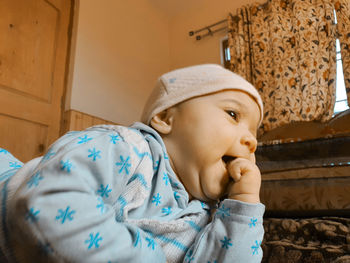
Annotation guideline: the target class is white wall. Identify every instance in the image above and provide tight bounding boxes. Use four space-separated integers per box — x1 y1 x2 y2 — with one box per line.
67 0 261 125
168 0 260 70
68 0 170 125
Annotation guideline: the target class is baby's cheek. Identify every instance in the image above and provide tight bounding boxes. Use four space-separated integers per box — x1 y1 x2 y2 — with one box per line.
201 164 230 199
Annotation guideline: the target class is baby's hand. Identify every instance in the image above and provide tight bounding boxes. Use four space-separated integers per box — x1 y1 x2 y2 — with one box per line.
226 157 261 204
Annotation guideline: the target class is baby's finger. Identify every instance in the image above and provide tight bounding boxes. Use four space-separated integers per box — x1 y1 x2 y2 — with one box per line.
226 158 246 182
227 157 259 181
249 153 256 163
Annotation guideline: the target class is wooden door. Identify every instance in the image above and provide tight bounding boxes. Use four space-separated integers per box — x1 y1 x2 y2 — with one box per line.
0 0 73 162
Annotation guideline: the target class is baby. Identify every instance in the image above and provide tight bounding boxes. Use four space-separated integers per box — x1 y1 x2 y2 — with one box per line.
0 64 265 262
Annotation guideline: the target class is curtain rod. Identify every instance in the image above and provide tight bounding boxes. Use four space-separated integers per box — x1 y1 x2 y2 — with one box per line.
188 13 235 41
189 2 269 41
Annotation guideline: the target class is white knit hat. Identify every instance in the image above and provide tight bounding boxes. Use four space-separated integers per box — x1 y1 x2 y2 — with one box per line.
141 64 263 125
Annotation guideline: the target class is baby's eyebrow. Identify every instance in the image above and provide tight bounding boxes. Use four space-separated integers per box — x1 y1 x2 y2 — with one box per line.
220 98 244 108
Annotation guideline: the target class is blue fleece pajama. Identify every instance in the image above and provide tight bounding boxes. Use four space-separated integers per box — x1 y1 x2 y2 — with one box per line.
0 122 264 262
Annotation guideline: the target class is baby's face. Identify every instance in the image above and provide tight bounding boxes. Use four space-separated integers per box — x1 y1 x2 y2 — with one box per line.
159 90 260 202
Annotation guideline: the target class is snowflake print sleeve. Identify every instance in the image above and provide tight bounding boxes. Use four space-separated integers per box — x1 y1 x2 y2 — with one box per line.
5 126 166 263
183 199 265 263
0 148 23 182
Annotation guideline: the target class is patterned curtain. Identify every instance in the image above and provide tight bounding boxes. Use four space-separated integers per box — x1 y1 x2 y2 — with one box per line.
228 0 338 134
334 0 350 107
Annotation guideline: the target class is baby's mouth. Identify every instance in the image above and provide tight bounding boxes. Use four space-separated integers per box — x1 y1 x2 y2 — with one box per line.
222 155 236 165
220 156 236 201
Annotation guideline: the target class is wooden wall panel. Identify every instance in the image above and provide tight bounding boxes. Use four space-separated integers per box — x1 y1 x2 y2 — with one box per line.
261 166 350 212
61 109 117 134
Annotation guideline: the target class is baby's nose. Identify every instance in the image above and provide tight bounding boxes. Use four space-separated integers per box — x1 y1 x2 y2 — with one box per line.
240 134 257 153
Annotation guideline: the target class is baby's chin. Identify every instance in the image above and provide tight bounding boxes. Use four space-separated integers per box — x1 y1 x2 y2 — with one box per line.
187 169 228 202
200 177 229 202
188 189 218 202
200 186 226 202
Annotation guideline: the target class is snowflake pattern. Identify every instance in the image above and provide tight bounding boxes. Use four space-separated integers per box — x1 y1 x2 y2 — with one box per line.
220 236 233 249
162 172 170 186
109 133 121 144
25 207 40 223
251 240 261 255
174 191 180 200
161 206 172 216
153 160 160 171
77 135 93 144
116 155 131 175
8 126 264 259
88 148 101 161
27 172 43 188
152 193 161 206
249 217 258 228
55 206 76 224
133 230 141 247
85 232 103 250
60 159 74 173
97 184 112 198
9 161 22 169
96 197 107 214
146 236 156 250
42 149 55 161
217 205 230 219
0 148 9 154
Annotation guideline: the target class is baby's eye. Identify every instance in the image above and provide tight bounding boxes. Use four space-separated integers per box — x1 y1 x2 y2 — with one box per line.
226 110 238 121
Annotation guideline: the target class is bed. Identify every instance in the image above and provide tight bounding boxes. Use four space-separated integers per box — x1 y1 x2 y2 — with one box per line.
256 134 350 262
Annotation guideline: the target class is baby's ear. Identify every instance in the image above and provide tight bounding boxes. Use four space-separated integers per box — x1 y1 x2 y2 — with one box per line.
150 109 174 134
